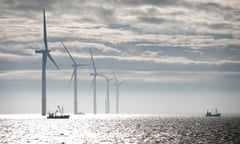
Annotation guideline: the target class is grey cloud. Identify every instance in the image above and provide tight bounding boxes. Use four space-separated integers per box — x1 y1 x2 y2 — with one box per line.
195 2 234 13
113 0 182 7
181 1 240 22
207 23 233 30
1 0 54 11
0 0 240 73
138 17 174 24
108 24 141 33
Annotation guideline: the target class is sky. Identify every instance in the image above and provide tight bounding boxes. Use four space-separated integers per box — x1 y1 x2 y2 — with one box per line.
0 0 240 115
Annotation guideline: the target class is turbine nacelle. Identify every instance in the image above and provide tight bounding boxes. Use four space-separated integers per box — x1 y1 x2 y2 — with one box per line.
113 80 125 86
113 74 125 85
35 49 51 54
99 73 113 82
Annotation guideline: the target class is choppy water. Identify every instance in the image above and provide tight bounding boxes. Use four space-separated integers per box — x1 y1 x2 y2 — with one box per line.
1 114 240 144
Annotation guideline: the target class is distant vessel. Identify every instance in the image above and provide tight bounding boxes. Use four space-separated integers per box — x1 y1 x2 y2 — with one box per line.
76 112 85 115
206 108 221 117
47 106 70 119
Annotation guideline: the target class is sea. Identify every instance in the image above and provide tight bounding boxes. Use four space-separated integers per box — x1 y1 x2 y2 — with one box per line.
0 114 240 144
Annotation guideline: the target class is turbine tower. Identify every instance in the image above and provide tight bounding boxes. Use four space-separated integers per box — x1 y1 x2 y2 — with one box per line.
113 74 125 114
60 40 89 114
35 9 60 116
100 74 112 114
90 50 99 114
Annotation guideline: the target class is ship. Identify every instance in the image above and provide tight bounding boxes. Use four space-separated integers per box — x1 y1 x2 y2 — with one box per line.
76 112 85 115
47 106 70 119
206 108 221 117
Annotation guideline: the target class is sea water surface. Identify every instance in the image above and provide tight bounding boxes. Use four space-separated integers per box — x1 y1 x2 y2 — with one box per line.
1 114 240 143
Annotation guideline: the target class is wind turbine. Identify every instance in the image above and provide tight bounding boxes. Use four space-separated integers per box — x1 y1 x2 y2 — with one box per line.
89 50 99 114
113 74 125 114
99 73 112 114
60 40 89 114
35 9 60 116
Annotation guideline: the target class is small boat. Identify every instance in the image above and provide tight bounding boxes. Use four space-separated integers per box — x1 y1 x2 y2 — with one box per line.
206 108 221 117
47 106 70 119
76 112 85 115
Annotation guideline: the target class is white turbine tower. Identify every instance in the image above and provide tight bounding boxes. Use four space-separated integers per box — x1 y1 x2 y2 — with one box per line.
60 40 89 114
90 50 99 114
35 9 60 116
100 74 112 114
113 74 125 114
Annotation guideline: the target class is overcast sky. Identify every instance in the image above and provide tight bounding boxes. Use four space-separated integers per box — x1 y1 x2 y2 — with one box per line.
0 0 240 115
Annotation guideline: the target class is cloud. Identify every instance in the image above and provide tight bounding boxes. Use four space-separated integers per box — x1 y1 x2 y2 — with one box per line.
0 69 79 81
115 0 183 7
59 41 121 54
1 69 240 85
0 0 239 73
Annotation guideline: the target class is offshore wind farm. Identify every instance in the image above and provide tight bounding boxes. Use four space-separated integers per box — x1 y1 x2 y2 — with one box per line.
34 9 126 116
1 0 240 143
1 1 240 116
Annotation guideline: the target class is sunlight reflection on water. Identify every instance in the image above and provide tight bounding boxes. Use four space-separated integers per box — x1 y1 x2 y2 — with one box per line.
0 114 240 143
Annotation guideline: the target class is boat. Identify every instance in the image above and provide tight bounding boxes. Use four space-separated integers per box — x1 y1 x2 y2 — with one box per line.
47 106 70 119
76 112 85 115
206 108 221 117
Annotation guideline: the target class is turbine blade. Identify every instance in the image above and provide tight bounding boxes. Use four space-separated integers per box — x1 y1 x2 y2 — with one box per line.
47 53 60 70
113 73 118 83
43 9 48 50
98 72 104 77
89 50 97 73
68 70 75 88
89 75 96 92
119 80 126 85
60 40 77 65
